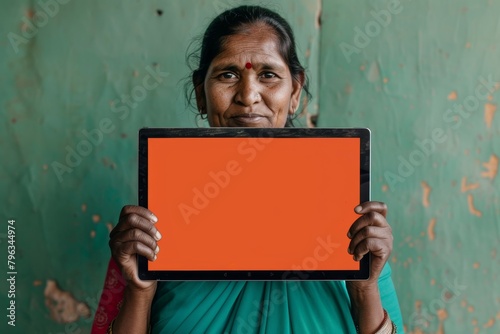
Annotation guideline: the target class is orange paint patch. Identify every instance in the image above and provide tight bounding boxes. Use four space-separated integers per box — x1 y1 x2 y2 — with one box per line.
461 300 467 307
483 318 495 328
472 318 478 325
461 177 479 192
467 194 482 217
488 95 493 101
383 77 389 84
448 91 458 100
465 42 471 48
382 184 388 192
481 154 499 180
33 280 43 286
421 181 431 207
428 218 436 240
26 8 35 18
81 204 87 212
437 309 448 320
44 280 91 323
496 311 500 319
92 214 100 223
473 262 480 269
484 103 497 128
90 230 96 238
415 300 422 311
468 305 475 312
430 278 436 285
360 65 366 71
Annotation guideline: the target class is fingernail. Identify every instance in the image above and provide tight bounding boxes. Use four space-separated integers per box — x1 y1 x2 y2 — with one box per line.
153 255 157 261
151 214 158 223
347 247 352 254
354 206 362 213
155 245 160 254
347 232 352 238
155 231 162 240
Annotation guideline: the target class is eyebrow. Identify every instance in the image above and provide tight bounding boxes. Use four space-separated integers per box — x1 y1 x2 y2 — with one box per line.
211 62 287 73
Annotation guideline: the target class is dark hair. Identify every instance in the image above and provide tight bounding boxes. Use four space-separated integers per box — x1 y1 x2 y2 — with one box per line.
185 5 312 127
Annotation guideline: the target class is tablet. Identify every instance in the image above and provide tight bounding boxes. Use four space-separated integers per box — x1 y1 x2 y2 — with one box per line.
138 128 370 280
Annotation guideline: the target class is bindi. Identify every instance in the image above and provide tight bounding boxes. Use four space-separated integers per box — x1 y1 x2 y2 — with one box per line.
245 62 252 69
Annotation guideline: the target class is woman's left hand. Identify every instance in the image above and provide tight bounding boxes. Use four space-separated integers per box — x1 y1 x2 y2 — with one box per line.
347 201 393 287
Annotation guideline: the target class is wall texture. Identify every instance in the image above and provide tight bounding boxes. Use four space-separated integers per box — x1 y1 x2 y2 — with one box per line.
0 0 498 333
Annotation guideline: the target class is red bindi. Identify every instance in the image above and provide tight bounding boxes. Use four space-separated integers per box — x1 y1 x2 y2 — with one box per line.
245 62 252 69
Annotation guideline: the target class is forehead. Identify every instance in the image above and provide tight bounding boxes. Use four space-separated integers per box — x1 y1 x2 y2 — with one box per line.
211 24 285 66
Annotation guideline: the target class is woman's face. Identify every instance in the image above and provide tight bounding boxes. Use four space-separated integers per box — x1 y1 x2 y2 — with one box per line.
196 24 304 128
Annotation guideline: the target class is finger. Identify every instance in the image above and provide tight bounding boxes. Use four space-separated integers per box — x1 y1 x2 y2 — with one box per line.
351 237 392 262
111 212 161 241
120 205 158 223
111 238 159 262
354 201 388 217
112 228 159 255
348 211 389 239
348 225 392 256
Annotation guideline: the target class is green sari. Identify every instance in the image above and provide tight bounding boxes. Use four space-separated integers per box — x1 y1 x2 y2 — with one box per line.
151 264 403 333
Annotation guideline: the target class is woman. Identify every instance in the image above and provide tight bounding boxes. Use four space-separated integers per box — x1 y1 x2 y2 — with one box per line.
95 5 403 334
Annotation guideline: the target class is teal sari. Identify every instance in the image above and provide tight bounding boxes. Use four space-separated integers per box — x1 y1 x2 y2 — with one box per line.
151 264 403 333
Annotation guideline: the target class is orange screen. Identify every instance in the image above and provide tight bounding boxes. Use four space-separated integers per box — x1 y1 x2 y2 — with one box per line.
148 137 360 271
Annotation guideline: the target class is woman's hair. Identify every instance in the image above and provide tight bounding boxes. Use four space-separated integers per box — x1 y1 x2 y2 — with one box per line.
185 5 311 127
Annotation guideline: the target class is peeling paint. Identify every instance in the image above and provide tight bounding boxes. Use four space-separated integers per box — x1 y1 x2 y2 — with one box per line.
481 154 499 180
484 103 497 128
421 181 431 208
44 280 90 323
427 218 436 240
467 194 482 217
448 91 458 100
461 177 479 192
483 318 495 328
92 214 101 223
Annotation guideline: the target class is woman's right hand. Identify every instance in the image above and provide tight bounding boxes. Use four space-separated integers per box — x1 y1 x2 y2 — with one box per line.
109 205 161 292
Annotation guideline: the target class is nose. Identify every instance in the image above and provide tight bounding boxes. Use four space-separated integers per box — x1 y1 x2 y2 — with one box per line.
234 76 261 107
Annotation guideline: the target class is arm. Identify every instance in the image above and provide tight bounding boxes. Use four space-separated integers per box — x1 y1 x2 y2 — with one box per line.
346 202 395 333
111 285 156 333
108 205 162 334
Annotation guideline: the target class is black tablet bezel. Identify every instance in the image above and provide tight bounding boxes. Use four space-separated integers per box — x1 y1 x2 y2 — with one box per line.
138 127 370 281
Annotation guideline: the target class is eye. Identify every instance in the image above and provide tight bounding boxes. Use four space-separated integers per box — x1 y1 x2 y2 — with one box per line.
260 72 278 80
218 72 237 80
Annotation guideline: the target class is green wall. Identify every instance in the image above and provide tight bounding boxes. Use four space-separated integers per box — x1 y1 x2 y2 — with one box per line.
1 0 498 333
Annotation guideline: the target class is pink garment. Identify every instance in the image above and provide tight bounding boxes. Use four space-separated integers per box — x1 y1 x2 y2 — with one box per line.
91 258 126 333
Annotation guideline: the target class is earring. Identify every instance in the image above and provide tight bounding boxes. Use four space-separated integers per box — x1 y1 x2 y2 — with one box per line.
199 108 207 120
